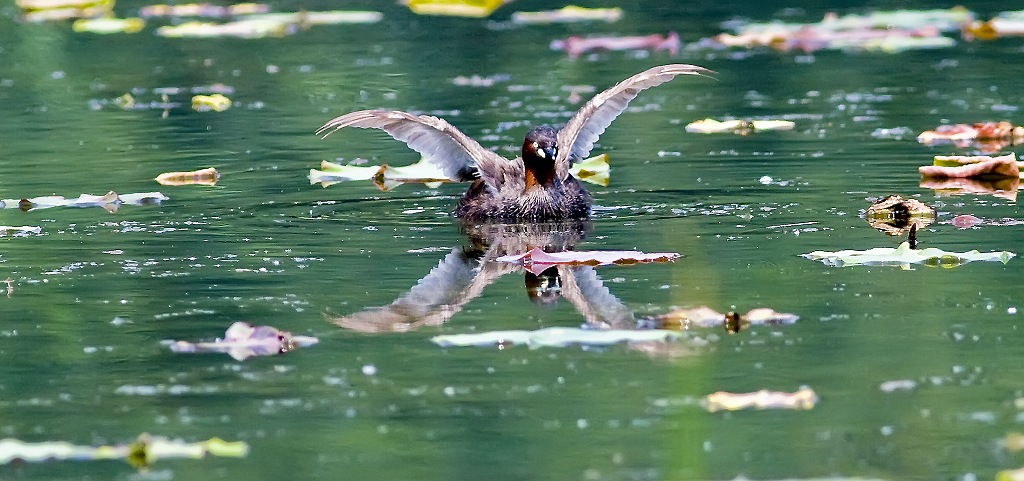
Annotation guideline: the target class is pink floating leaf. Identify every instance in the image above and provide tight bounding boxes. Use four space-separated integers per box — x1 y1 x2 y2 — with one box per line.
919 157 1019 179
496 247 679 274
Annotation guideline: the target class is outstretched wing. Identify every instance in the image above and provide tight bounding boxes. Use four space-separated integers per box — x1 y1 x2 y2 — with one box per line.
555 64 713 179
317 109 511 185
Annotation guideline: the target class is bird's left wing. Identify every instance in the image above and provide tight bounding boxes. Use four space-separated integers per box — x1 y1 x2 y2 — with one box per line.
317 109 507 183
555 64 713 179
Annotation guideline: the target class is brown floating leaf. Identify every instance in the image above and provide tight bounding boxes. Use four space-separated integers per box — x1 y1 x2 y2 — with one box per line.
155 167 220 186
864 194 935 236
917 121 1024 152
653 306 798 332
704 387 817 412
919 156 1020 179
496 247 679 275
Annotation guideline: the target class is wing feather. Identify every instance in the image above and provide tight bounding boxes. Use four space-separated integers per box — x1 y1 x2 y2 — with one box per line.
555 64 713 179
317 109 512 186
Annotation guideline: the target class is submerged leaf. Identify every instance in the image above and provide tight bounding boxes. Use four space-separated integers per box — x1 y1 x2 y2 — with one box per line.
431 327 681 348
802 241 1015 267
685 118 795 134
72 17 145 34
704 387 817 412
168 321 318 360
192 93 231 112
496 247 679 275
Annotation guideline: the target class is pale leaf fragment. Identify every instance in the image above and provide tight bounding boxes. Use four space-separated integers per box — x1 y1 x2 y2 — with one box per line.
431 327 681 348
705 387 818 412
685 118 795 134
167 321 318 361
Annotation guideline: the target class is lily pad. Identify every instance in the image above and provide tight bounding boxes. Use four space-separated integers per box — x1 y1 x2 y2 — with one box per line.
802 241 1015 267
431 327 681 348
921 153 1022 179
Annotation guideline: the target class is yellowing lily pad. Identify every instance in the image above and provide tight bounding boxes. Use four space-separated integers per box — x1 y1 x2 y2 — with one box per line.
72 17 145 34
402 0 508 18
802 241 1015 268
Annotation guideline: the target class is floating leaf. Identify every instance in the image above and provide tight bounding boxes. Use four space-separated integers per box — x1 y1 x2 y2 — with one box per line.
652 306 798 332
139 3 271 18
864 194 935 236
167 321 319 361
0 226 42 236
309 154 610 189
496 247 679 275
1 191 167 213
708 8 969 53
156 167 220 186
917 121 1024 152
72 17 145 33
431 327 681 348
511 6 622 24
402 0 509 18
920 153 1022 179
704 387 817 412
17 0 113 21
0 434 247 466
243 11 383 25
192 93 231 112
550 32 679 59
685 118 795 135
802 241 1015 268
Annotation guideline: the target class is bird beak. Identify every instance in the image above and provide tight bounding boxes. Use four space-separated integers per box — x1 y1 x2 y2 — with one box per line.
541 146 557 161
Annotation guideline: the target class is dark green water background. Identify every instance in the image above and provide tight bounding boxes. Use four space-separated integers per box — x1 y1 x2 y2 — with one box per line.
1 1 1022 480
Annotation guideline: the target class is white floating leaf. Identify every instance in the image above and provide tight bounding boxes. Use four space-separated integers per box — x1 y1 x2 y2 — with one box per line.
802 241 1015 267
432 327 681 348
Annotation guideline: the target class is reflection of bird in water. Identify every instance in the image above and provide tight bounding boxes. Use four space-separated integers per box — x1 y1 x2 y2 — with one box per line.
317 64 712 221
328 221 635 333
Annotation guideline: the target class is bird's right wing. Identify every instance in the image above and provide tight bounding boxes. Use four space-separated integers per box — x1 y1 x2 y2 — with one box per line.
317 109 511 186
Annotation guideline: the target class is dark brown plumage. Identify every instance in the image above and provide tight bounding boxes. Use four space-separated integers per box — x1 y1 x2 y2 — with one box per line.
317 64 712 221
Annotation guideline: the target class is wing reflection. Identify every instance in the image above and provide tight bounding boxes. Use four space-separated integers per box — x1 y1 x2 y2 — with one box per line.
328 220 634 332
